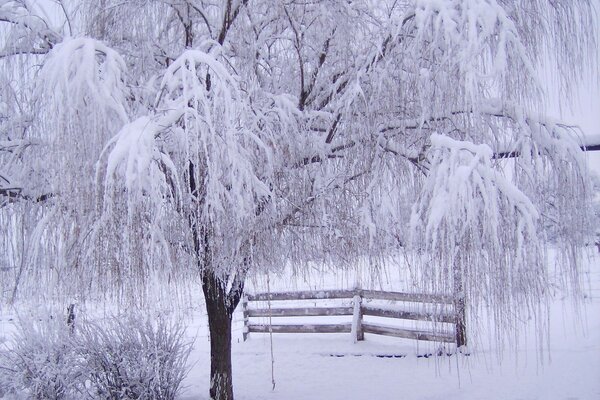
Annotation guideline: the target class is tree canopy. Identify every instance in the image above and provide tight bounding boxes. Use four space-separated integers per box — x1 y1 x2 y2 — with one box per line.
0 1 597 399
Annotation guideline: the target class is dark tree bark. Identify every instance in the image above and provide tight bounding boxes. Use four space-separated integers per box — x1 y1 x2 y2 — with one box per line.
202 267 245 400
203 269 233 400
182 1 251 395
189 158 242 400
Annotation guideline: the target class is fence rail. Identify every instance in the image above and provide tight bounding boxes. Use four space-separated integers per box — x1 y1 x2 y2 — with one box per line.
242 289 466 346
247 306 354 318
248 323 352 334
361 305 455 324
247 289 453 304
362 323 454 343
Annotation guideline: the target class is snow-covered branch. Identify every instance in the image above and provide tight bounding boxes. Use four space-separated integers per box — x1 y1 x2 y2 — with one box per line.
410 133 545 334
0 0 62 57
0 5 596 393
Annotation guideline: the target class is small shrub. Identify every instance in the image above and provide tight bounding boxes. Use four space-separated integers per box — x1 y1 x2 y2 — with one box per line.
0 318 81 400
74 316 192 400
0 314 192 400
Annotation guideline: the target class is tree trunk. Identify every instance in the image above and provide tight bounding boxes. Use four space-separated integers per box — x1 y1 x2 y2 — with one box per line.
203 270 235 400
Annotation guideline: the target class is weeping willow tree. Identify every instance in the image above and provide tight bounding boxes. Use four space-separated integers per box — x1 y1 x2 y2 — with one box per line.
0 1 597 399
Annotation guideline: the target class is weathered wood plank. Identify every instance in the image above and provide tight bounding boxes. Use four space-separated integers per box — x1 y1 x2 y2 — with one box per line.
362 306 455 323
247 290 356 301
247 307 353 317
360 290 453 304
247 323 352 334
362 323 454 343
248 289 453 304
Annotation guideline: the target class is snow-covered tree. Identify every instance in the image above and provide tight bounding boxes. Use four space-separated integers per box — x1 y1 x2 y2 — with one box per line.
1 1 597 399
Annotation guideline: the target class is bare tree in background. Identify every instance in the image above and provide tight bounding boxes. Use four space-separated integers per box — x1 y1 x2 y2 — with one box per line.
0 1 597 399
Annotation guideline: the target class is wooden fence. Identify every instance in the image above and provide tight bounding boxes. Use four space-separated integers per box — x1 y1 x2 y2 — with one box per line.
242 289 466 346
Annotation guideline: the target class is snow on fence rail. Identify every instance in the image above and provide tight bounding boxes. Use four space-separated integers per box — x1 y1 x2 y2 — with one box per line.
242 289 466 346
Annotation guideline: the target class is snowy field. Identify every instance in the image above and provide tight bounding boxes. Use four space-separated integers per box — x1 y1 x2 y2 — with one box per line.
0 250 598 400
181 251 600 400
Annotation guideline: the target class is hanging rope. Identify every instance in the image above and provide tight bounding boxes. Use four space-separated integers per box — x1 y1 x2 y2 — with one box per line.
267 272 276 390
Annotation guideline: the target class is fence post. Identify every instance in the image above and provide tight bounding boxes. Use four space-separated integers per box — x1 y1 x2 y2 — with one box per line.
351 293 364 342
242 295 249 342
453 267 467 349
454 297 466 348
66 303 76 334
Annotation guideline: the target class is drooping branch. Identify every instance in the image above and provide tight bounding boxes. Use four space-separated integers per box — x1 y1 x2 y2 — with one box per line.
0 3 62 55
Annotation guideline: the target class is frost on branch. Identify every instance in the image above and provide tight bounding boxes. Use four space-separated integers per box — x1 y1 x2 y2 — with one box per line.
36 37 128 202
412 0 535 110
506 106 592 293
96 47 281 293
155 48 275 230
472 99 593 268
410 134 546 342
39 37 128 124
411 0 596 114
3 37 130 302
0 1 61 58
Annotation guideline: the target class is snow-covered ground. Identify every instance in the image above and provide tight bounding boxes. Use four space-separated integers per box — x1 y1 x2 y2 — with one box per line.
181 251 600 400
0 251 598 399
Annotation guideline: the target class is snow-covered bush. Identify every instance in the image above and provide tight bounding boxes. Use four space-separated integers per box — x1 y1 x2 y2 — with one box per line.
0 318 81 400
0 315 192 400
74 316 192 400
